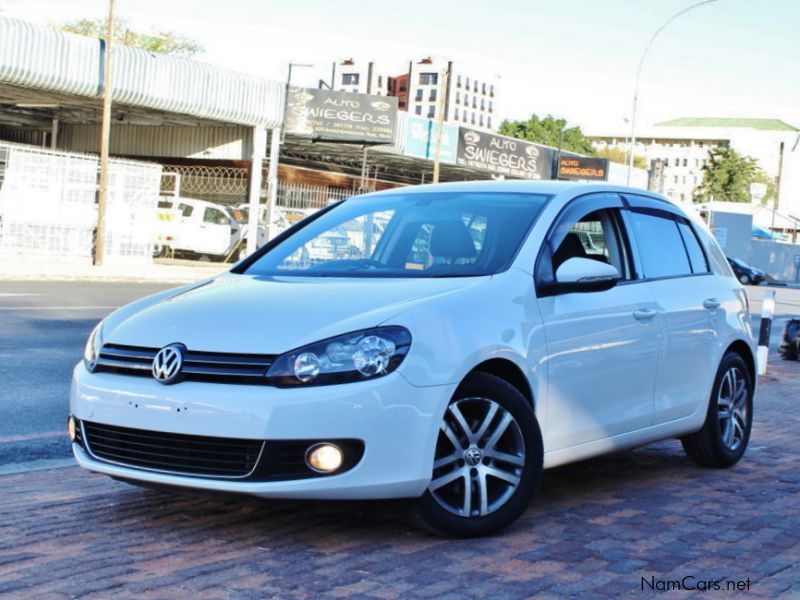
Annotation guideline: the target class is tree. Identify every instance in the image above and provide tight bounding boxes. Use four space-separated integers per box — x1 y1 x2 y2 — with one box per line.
59 18 203 58
498 114 596 155
693 147 775 204
595 146 647 170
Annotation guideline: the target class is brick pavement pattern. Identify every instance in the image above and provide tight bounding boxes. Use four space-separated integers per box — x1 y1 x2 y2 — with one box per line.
1 356 798 599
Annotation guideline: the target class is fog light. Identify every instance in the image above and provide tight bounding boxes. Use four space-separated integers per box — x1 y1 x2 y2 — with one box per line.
67 416 76 442
305 443 344 473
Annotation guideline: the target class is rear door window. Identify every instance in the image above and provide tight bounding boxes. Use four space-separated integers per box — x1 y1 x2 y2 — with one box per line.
628 210 691 279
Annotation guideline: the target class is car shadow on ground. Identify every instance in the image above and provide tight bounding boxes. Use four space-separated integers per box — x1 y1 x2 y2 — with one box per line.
87 439 702 542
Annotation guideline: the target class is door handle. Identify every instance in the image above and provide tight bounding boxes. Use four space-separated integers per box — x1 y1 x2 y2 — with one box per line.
633 308 657 321
703 298 721 310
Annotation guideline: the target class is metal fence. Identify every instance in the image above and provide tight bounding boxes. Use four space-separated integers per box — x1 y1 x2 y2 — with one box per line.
0 142 161 262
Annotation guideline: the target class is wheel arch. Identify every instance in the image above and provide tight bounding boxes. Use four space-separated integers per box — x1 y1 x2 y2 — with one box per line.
726 339 756 383
461 358 534 408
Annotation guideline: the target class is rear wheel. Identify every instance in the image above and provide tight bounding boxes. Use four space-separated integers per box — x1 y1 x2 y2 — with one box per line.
739 274 751 285
681 352 753 468
418 372 542 537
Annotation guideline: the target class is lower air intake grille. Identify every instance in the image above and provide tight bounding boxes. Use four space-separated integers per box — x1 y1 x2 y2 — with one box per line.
82 421 264 478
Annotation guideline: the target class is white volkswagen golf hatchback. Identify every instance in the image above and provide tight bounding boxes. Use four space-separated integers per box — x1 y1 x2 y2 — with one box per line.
70 181 756 537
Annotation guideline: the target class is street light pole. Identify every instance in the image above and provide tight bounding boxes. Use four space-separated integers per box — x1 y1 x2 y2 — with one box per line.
93 0 116 266
626 0 719 185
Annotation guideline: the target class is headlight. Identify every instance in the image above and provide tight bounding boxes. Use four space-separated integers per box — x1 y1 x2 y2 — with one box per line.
266 326 411 387
83 321 104 372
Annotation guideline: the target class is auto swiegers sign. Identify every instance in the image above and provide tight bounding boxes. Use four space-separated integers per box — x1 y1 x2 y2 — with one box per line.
456 128 553 179
556 156 609 181
284 88 398 144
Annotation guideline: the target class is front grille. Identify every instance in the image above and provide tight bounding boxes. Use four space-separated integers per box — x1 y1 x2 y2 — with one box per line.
94 344 276 384
82 421 264 478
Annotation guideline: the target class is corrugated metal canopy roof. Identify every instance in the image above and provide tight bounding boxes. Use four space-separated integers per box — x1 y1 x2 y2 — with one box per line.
0 16 283 127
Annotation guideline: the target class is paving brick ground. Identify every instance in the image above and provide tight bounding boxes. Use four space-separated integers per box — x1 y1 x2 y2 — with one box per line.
1 354 798 599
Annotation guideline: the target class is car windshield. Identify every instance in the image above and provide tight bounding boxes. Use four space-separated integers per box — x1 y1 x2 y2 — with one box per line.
242 191 551 278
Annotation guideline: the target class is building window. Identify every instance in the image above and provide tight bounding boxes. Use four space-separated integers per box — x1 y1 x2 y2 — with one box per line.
487 116 492 129
489 100 493 113
482 82 486 95
490 84 494 97
457 74 462 87
481 99 485 110
683 158 688 167
472 97 477 108
377 75 383 88
399 101 406 108
428 107 435 118
415 106 422 115
419 72 438 85
471 114 476 125
342 73 359 85
673 175 679 184
429 88 437 102
456 92 461 104
464 93 469 105
415 89 423 101
466 77 470 88
454 108 459 120
479 115 484 127
674 158 680 167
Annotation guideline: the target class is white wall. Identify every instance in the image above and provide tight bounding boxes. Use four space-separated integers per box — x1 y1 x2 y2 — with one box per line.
606 161 648 189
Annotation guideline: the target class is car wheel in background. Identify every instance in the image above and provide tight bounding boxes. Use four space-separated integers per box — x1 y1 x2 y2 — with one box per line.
739 274 751 285
681 352 753 468
418 372 543 537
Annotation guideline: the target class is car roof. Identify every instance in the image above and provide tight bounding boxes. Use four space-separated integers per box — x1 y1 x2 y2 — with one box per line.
353 180 687 215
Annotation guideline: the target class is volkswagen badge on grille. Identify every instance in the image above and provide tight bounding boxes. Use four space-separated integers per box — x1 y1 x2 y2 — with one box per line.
152 343 185 384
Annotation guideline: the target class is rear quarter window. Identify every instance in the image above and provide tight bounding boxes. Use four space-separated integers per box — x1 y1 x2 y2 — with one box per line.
694 223 735 277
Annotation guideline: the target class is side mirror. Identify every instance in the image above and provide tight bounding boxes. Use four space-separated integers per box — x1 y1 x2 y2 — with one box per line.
552 257 620 294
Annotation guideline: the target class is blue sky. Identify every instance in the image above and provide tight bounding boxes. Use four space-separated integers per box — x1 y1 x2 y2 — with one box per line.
3 0 799 132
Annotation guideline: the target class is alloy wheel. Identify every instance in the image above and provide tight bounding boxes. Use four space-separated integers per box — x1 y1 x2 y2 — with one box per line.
428 397 526 518
717 366 749 451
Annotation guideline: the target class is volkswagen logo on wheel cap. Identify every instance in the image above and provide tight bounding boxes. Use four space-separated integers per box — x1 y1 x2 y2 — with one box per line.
152 343 185 384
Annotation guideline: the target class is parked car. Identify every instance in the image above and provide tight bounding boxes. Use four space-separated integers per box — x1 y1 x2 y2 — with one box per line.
155 197 261 261
727 257 766 285
71 181 756 537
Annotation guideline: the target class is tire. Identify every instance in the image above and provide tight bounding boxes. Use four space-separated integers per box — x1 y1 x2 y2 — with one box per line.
152 243 168 258
681 352 753 468
739 274 751 285
417 372 543 537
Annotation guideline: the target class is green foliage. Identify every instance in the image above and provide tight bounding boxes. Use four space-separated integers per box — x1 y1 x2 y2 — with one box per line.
59 18 203 58
595 146 647 170
693 147 775 204
498 114 596 155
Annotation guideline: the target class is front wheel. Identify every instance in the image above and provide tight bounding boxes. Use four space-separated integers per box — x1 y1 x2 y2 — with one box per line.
681 352 753 468
739 274 751 285
417 373 543 537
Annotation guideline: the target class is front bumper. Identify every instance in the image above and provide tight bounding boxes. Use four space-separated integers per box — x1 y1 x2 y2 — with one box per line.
70 363 455 499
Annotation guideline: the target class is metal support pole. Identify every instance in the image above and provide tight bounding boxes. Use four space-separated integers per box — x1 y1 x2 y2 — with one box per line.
264 127 281 243
246 125 267 256
432 67 449 184
93 0 116 266
50 115 59 150
360 146 368 190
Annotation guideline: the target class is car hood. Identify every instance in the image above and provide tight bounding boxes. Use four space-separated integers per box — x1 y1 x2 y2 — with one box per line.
104 273 488 353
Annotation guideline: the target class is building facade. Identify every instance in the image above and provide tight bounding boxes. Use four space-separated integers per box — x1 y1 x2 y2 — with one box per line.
329 56 500 132
334 58 391 96
588 118 800 211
